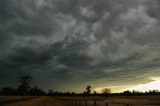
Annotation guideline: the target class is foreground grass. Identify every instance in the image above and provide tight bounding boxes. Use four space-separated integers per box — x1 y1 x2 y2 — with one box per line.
1 96 160 106
0 96 63 106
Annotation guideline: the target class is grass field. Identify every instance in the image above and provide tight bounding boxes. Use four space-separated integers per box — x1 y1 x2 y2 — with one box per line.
0 96 160 106
0 96 62 106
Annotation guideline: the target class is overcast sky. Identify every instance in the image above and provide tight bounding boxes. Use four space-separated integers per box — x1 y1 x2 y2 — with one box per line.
0 0 160 92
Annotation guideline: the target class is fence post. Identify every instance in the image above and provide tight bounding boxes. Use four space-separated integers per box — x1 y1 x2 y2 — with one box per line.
79 100 81 106
75 100 77 106
105 102 108 106
67 100 69 106
93 99 96 106
71 100 73 106
85 99 87 106
105 99 108 106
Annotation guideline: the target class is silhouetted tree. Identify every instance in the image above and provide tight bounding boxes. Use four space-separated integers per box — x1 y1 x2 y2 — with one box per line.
17 75 32 96
102 88 111 94
123 90 132 96
28 86 46 96
93 91 97 95
148 90 159 95
86 85 91 95
48 89 54 96
71 92 75 96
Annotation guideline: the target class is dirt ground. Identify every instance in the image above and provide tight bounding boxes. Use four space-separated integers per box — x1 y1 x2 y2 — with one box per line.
0 96 160 106
0 96 63 106
59 96 160 106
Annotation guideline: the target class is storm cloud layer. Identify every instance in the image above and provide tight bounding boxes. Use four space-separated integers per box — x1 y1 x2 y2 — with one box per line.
1 0 160 92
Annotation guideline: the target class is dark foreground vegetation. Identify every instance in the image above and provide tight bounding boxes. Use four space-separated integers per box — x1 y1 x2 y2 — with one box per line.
1 75 160 96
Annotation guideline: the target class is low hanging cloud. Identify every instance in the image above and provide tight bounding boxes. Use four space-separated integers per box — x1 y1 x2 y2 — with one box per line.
0 0 160 91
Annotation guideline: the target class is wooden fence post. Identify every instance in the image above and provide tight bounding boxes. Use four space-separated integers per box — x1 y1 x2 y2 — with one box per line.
71 100 73 106
75 100 77 106
85 99 87 106
105 99 108 106
79 100 81 106
93 99 96 106
105 102 108 106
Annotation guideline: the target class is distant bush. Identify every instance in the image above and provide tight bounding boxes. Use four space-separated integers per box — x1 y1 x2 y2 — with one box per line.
0 87 17 95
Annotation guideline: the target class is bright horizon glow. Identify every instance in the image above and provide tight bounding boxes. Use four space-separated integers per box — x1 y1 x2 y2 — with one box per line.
121 80 160 92
119 77 160 92
94 77 160 93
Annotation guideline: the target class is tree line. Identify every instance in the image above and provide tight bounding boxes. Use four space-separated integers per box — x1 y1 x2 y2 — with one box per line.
0 75 160 96
0 75 46 96
0 75 93 96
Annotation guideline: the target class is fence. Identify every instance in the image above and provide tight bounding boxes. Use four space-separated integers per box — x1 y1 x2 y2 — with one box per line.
60 97 160 106
61 98 103 106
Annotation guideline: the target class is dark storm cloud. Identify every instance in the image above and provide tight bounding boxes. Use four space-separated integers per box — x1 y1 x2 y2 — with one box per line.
1 0 160 91
54 37 92 67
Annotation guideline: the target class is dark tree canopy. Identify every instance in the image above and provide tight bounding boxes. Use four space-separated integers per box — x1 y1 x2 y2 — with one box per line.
17 75 32 96
86 85 91 95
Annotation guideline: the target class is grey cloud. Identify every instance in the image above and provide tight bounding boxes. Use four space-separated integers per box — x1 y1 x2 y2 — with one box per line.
1 0 160 91
55 37 92 68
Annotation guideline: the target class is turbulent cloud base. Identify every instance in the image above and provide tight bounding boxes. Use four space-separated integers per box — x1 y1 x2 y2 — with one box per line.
0 0 160 92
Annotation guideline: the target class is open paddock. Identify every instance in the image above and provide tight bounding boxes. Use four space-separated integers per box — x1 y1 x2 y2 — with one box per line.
58 96 160 106
0 96 160 106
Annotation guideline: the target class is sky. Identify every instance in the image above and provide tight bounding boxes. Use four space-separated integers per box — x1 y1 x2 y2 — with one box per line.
0 0 160 93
